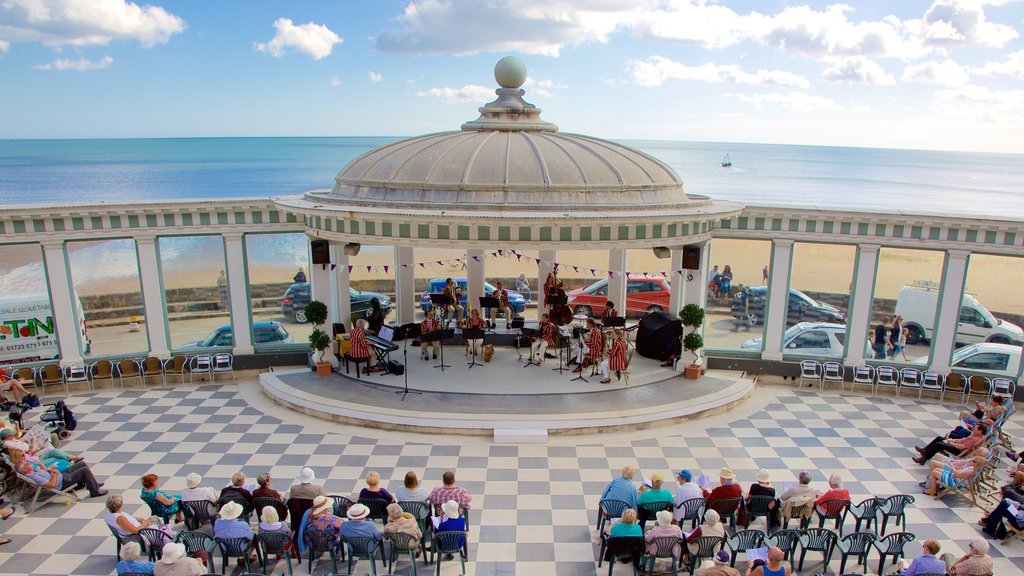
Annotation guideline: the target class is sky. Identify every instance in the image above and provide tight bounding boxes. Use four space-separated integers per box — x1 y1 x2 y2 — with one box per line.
1 0 1024 153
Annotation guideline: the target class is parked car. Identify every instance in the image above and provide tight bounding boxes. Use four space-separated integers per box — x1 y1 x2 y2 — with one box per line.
565 278 671 317
731 286 846 328
894 283 1023 345
914 342 1021 379
282 282 392 323
419 278 527 314
179 321 293 349
741 322 853 357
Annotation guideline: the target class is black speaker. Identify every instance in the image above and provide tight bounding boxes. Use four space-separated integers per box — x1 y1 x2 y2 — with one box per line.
636 310 683 361
311 239 330 265
682 244 701 270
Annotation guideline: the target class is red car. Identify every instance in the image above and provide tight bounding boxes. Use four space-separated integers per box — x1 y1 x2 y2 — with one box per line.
565 278 672 317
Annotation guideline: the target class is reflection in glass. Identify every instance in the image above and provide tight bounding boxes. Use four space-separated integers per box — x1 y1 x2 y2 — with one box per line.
66 239 148 357
962 253 1024 379
246 233 311 347
869 248 944 365
159 236 231 350
782 243 855 360
704 239 772 351
0 244 60 365
348 246 396 326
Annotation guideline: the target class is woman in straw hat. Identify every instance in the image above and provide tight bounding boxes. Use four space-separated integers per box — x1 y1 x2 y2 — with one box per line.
300 495 342 553
213 501 255 564
153 542 207 576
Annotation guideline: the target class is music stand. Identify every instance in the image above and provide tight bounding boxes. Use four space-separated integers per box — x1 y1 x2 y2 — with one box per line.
463 327 485 369
569 326 589 383
425 328 454 370
430 293 452 326
478 296 500 333
395 323 421 400
520 327 540 367
551 328 568 375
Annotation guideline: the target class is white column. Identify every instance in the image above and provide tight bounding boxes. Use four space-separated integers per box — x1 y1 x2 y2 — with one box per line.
333 251 351 328
844 244 880 367
40 240 84 365
668 248 685 314
395 246 415 325
467 249 485 316
223 233 253 355
537 249 555 322
681 241 710 311
761 239 794 361
608 248 627 315
310 239 331 315
930 250 971 372
135 236 169 359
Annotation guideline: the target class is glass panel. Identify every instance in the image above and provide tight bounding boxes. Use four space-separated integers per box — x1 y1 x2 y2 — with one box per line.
160 236 232 350
868 247 944 365
704 239 772 351
624 248 670 317
347 245 397 328
482 248 536 321
246 233 310 348
67 239 148 357
783 242 855 360
0 244 60 365
963 253 1023 379
415 248 466 324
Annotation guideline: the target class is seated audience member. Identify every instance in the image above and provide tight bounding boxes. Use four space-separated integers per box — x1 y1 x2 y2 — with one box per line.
105 494 160 538
941 538 993 575
637 473 674 524
180 473 217 503
688 509 725 554
606 508 641 538
814 473 850 514
437 499 468 553
747 469 779 528
914 423 987 464
213 501 255 563
219 472 253 505
288 467 326 500
153 542 207 576
644 509 682 556
601 465 639 510
980 496 1024 539
382 503 422 551
896 539 946 575
2 428 82 472
252 472 287 520
140 473 184 524
428 471 472 510
116 541 154 575
393 470 430 502
302 495 343 552
674 469 704 523
947 417 992 440
698 549 741 576
257 506 295 555
0 368 30 403
778 471 816 523
12 449 107 498
922 450 989 496
746 547 791 576
960 394 1008 423
340 503 382 544
704 467 742 508
359 470 396 503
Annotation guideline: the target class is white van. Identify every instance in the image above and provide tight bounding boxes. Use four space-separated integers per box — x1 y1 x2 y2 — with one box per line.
894 283 1023 346
0 292 90 365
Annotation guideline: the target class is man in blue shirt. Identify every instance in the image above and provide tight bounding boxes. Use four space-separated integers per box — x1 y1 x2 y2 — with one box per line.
340 503 382 557
600 465 638 510
899 539 947 575
16 455 106 497
213 501 253 540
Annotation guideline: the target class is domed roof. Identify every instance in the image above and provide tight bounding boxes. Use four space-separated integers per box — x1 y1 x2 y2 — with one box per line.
309 57 697 214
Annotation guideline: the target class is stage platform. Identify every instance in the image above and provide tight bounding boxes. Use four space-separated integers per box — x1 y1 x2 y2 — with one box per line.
259 348 755 441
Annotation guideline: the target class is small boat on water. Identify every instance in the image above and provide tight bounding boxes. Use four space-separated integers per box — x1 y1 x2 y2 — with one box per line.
721 154 732 168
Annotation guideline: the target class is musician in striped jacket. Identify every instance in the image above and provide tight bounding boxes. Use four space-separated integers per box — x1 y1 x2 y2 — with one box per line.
599 329 628 384
420 310 441 360
349 319 371 373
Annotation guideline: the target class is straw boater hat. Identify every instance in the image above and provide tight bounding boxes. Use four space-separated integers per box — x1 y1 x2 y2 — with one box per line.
347 503 370 520
719 467 736 480
298 467 315 484
185 473 202 489
219 501 243 521
442 500 461 520
311 495 332 515
160 542 186 564
756 469 771 483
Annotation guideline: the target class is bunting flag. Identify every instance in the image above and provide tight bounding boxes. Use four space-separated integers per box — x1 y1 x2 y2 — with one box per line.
498 250 503 255
515 254 522 261
330 264 336 271
535 258 541 265
347 265 353 273
590 268 596 276
383 265 389 274
472 255 480 262
608 271 614 278
572 266 579 273
419 263 426 268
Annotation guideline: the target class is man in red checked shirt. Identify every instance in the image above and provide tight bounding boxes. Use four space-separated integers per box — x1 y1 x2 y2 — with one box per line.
427 471 472 511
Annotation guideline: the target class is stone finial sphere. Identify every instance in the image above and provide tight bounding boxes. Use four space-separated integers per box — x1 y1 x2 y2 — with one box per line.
494 56 527 89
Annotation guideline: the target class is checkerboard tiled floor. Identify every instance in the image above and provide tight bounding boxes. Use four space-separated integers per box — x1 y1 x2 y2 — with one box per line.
1 378 1021 575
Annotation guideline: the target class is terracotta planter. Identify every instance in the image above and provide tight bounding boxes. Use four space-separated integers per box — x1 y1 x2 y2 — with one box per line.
684 364 702 380
315 362 332 377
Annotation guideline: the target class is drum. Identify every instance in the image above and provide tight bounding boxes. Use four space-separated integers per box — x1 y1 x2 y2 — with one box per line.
483 344 494 362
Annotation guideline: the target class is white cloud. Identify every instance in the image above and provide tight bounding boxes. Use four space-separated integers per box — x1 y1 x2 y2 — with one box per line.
417 84 495 104
523 77 567 98
902 59 969 85
934 85 1024 121
329 76 342 87
920 0 1018 47
0 0 185 47
628 56 810 88
368 71 382 82
971 49 1024 78
730 91 844 112
821 56 896 85
630 1 751 49
0 40 9 53
254 18 341 60
851 104 872 113
34 55 113 71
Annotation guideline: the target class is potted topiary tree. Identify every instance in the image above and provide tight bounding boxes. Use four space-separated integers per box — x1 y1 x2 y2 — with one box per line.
304 300 332 376
679 303 705 379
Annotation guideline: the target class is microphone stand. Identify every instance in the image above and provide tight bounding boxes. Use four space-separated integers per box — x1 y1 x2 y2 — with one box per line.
521 327 540 367
395 323 421 400
464 327 485 369
569 327 589 383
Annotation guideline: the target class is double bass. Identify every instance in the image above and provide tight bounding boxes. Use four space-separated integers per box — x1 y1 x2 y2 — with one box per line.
547 281 573 326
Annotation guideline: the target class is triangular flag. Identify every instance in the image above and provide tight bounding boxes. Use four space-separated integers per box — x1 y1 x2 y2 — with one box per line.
516 254 522 261
590 268 596 276
383 265 389 274
498 250 503 255
572 266 579 273
330 264 336 271
418 262 425 268
608 271 614 278
661 272 667 277
347 265 353 273
436 261 443 266
491 252 498 258
535 258 541 265
472 255 480 262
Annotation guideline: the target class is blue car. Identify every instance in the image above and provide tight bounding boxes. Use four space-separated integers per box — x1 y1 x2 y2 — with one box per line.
419 278 526 314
